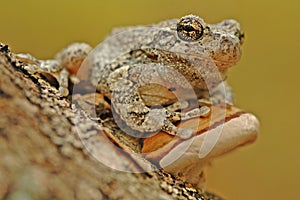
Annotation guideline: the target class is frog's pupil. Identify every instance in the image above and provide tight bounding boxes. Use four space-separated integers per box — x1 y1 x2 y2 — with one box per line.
184 25 195 32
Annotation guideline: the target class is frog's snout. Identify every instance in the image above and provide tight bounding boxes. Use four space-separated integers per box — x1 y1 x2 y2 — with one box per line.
218 19 244 44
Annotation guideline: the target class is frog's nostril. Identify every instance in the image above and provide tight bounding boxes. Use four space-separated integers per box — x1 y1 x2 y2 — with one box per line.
237 31 245 44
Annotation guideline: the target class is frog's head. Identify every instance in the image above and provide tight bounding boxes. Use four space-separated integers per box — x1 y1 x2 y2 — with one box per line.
175 15 244 71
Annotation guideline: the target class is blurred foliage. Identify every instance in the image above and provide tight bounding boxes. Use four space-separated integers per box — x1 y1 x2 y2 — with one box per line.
1 0 299 199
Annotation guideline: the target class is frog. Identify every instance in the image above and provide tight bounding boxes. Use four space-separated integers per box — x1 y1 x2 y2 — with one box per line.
17 14 244 139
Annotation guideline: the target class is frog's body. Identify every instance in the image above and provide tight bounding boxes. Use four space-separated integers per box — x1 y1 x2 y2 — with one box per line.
18 15 244 138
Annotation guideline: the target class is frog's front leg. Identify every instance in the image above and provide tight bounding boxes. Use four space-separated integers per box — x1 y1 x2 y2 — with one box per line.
107 64 209 139
166 101 210 121
112 92 193 138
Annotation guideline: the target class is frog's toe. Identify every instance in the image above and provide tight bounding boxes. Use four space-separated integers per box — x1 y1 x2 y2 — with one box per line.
177 128 193 139
181 106 211 120
59 86 69 97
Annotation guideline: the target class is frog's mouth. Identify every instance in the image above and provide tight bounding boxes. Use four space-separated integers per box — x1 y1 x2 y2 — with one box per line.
207 38 243 70
210 43 242 71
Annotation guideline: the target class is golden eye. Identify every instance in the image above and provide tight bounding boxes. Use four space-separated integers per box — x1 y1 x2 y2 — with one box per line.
177 15 204 41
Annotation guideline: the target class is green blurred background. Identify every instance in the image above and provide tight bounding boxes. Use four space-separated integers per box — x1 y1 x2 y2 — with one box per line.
1 0 299 199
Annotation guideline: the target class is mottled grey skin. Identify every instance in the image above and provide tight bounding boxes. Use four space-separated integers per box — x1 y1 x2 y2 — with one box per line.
84 15 243 138
18 15 243 138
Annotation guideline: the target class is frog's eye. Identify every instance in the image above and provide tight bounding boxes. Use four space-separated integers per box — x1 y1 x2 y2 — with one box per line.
177 16 204 41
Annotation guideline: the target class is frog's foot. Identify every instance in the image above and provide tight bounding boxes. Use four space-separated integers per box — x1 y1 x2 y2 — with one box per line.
16 53 61 74
121 106 194 139
137 108 193 139
165 101 211 121
156 107 208 139
57 68 70 96
162 120 193 139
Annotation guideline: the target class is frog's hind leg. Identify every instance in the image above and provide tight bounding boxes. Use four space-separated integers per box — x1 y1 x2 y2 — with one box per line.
54 42 92 96
16 53 69 95
26 57 71 96
17 43 92 97
37 59 71 96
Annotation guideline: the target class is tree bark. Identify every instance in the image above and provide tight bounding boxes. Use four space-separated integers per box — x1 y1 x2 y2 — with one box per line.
0 44 223 200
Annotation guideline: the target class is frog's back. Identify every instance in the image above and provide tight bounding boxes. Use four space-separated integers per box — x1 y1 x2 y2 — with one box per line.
88 19 178 87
